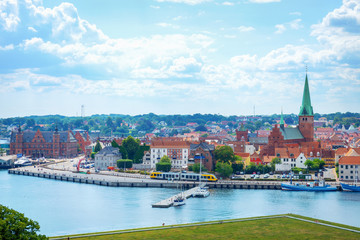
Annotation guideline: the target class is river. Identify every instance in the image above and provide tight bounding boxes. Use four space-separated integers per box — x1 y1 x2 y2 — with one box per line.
1 170 359 236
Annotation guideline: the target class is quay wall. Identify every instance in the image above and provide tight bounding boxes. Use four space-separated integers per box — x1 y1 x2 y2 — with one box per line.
8 169 340 190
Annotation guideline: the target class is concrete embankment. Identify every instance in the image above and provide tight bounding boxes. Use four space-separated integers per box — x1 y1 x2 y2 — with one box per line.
8 168 287 190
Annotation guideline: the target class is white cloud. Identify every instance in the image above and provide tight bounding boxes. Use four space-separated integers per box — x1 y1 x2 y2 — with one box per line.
275 24 285 34
237 26 255 32
28 26 37 32
156 0 211 5
157 22 179 29
0 0 20 31
289 11 301 16
0 44 14 50
289 18 303 30
222 2 234 6
248 0 281 3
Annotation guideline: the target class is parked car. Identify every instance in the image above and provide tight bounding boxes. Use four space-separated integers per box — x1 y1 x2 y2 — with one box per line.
251 174 255 178
264 174 270 178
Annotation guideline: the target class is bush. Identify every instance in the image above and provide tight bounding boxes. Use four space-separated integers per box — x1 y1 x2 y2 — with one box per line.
156 162 171 172
117 159 133 169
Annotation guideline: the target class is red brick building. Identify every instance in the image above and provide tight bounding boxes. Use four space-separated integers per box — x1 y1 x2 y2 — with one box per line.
74 130 92 156
10 128 79 159
189 142 216 171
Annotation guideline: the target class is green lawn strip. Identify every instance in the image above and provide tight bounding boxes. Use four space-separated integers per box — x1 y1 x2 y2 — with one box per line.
50 214 359 240
67 218 360 240
287 213 360 231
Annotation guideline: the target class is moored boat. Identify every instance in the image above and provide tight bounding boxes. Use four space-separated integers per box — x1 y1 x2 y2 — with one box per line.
281 180 337 191
173 195 186 207
340 183 360 192
192 187 210 198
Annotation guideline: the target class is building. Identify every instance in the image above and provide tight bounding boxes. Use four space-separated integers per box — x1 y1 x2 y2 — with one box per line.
338 156 360 181
150 139 190 169
10 128 78 159
73 130 92 156
0 155 17 169
260 74 318 158
94 146 122 171
189 142 215 171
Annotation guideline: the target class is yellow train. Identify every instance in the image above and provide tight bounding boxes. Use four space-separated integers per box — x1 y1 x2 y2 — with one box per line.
150 172 217 182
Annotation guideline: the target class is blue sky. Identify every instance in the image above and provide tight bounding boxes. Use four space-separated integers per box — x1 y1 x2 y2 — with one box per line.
0 0 359 118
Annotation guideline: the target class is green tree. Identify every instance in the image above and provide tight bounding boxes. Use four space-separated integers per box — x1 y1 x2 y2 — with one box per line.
232 161 244 174
0 205 47 240
133 145 150 164
156 155 172 172
26 118 35 128
214 146 236 163
194 125 207 132
94 141 102 153
304 159 314 172
117 159 133 169
292 167 302 174
122 136 140 160
245 162 257 174
215 161 233 178
270 157 281 172
192 163 207 173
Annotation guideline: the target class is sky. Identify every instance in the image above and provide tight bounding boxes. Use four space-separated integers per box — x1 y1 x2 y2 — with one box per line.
0 0 359 118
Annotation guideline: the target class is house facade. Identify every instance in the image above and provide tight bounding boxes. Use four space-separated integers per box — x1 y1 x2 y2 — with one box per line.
94 146 122 171
338 156 360 181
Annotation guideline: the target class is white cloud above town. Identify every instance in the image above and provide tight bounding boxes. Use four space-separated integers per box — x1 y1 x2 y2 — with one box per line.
0 0 359 117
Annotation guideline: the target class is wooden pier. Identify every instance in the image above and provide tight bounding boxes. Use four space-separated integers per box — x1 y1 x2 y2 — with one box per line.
152 183 206 208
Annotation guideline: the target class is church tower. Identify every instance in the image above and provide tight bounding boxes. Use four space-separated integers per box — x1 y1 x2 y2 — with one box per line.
298 73 314 142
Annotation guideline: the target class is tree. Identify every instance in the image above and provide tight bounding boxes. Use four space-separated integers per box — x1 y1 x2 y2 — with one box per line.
270 157 281 172
192 163 207 173
292 167 302 174
214 146 236 163
232 161 244 174
133 145 150 164
304 159 314 172
245 162 257 174
94 141 102 153
194 125 207 132
215 161 233 178
0 205 47 240
26 119 35 128
156 155 172 172
122 136 140 160
117 159 133 169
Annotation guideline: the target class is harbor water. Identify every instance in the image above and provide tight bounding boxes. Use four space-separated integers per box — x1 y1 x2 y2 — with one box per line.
1 170 359 236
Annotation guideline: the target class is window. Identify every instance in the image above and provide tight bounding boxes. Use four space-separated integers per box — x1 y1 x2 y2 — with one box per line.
340 165 343 168
351 165 353 168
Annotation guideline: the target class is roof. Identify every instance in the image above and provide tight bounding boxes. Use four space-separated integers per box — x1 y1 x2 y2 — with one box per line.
335 147 348 155
235 152 250 158
190 142 215 151
151 139 190 148
280 127 304 140
299 73 314 116
263 155 276 164
10 130 77 143
96 146 121 156
338 156 360 165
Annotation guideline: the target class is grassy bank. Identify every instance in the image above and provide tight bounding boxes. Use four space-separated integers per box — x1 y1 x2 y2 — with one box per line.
51 214 360 240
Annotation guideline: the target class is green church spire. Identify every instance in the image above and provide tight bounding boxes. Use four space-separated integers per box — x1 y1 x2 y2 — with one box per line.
280 108 284 127
299 73 313 116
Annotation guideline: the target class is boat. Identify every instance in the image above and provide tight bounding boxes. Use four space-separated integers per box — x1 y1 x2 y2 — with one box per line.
14 157 32 167
340 166 360 192
340 183 360 192
191 154 210 198
173 195 186 207
281 180 337 191
192 187 210 198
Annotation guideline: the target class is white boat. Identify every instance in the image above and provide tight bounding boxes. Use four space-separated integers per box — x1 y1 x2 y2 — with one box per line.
192 187 210 198
173 195 186 207
14 157 32 167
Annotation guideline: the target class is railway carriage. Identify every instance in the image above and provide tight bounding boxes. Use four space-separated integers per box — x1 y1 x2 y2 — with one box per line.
150 172 217 182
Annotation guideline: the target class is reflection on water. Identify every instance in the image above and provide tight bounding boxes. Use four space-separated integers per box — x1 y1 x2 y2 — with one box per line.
1 170 359 236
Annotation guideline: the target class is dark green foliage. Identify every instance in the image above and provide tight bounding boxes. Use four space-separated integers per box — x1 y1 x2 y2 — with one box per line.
215 162 233 178
245 162 272 174
214 146 236 163
122 136 140 160
0 205 47 240
192 163 207 173
271 157 281 172
117 159 133 169
90 152 95 159
94 141 102 153
156 162 171 172
304 158 325 171
232 161 244 173
137 119 155 132
133 145 150 164
194 125 207 132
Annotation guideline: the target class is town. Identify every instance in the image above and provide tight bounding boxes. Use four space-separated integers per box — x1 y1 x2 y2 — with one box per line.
1 74 359 184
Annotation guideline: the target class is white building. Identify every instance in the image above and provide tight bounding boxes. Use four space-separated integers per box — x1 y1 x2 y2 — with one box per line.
274 148 307 172
339 156 360 181
95 146 122 171
150 139 190 169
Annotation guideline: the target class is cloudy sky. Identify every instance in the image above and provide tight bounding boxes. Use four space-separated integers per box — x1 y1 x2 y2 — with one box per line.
0 0 359 118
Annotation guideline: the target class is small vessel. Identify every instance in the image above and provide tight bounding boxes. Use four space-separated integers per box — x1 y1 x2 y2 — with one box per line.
192 187 210 198
173 195 186 207
14 157 32 167
340 183 360 192
341 166 359 192
281 180 337 191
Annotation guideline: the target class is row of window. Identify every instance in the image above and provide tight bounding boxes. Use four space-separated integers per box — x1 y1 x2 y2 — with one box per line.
340 165 359 169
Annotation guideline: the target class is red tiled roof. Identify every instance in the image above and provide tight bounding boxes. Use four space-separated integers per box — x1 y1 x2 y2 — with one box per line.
335 147 348 155
235 153 250 158
339 156 360 165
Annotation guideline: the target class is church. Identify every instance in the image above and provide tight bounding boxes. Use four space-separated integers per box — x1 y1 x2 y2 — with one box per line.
260 74 322 159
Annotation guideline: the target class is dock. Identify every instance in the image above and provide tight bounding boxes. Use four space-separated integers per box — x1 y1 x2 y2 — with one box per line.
152 183 206 208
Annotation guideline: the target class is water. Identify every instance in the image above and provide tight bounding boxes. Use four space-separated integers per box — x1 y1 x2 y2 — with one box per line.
1 170 359 236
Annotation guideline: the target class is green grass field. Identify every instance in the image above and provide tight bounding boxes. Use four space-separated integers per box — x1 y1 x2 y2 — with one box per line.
51 214 360 240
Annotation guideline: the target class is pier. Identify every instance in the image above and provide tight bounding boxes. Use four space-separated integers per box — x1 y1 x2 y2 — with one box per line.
152 183 206 208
